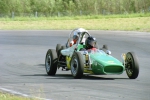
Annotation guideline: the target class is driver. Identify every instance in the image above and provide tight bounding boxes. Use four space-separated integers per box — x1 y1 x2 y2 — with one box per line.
70 32 79 47
85 36 97 51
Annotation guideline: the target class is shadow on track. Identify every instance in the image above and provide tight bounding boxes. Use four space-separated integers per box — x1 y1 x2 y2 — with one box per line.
35 64 45 67
48 75 128 80
26 64 128 80
21 74 128 80
82 75 128 80
21 74 48 76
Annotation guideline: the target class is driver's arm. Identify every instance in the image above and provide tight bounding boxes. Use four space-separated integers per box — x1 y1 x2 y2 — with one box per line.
70 40 74 47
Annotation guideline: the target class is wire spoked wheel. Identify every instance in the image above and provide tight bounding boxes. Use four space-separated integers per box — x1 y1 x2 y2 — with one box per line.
71 57 78 76
125 52 139 79
71 52 84 79
45 53 51 72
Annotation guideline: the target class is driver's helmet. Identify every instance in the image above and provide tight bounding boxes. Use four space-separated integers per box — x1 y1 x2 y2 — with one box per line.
73 28 87 44
85 36 96 49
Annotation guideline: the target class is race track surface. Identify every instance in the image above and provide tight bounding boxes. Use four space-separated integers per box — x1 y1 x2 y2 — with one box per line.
0 30 150 100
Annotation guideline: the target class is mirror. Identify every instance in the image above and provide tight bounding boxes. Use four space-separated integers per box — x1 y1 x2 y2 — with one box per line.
106 50 111 55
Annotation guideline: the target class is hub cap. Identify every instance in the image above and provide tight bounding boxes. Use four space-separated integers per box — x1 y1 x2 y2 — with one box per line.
46 54 51 72
71 56 78 76
126 54 133 76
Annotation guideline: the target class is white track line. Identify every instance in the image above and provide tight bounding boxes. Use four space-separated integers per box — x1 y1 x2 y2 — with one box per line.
0 87 52 100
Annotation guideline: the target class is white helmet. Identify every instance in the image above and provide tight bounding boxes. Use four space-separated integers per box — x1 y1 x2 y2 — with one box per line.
73 28 88 40
73 28 88 36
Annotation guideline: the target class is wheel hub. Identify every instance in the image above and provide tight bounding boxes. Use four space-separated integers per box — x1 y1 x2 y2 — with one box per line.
71 57 78 75
126 55 133 76
46 55 51 72
73 62 77 68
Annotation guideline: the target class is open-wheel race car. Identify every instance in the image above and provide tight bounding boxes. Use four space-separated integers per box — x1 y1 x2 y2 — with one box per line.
45 28 139 79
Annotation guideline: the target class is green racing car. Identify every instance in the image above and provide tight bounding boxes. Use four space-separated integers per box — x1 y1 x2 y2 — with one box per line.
45 28 139 79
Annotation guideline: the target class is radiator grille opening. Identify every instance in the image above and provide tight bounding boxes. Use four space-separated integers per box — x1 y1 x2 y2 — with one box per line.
104 66 123 73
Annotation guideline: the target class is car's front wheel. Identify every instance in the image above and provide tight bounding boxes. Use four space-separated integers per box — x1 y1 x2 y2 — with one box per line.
125 52 139 79
70 52 84 79
45 49 57 75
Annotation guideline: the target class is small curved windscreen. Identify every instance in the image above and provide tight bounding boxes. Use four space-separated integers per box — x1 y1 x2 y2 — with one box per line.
87 49 106 54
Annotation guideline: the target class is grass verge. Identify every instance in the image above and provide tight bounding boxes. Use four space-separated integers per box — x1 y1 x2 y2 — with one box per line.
0 13 150 32
0 92 38 100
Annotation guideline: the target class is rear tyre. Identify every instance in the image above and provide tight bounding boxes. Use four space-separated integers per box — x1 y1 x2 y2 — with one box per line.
56 44 61 56
71 52 84 79
45 49 57 75
95 43 99 49
100 44 108 52
125 52 139 79
58 46 66 57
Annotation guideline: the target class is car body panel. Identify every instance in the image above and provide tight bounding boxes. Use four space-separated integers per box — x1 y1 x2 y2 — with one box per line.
63 48 124 75
89 52 124 74
61 45 76 57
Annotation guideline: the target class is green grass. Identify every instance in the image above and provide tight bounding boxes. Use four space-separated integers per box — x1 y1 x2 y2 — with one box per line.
0 92 38 100
0 13 150 31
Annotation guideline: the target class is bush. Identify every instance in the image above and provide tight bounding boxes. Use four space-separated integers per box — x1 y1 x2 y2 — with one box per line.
0 0 149 17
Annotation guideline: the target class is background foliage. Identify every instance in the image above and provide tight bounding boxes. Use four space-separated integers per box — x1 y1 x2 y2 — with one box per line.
0 0 150 17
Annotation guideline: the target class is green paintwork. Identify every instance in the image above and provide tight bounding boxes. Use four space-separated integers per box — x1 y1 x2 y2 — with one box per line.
76 44 124 75
77 44 85 51
89 52 124 75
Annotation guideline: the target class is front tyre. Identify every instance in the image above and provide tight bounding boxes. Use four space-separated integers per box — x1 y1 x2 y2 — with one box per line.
71 52 84 79
45 49 57 75
125 52 139 79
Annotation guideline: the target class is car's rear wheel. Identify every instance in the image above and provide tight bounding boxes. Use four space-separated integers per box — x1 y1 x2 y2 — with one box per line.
125 52 139 79
100 44 108 52
56 44 61 56
45 49 57 75
71 52 84 79
95 43 99 49
58 46 66 57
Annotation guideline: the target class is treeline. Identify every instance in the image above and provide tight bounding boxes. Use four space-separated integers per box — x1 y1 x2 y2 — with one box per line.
0 0 150 17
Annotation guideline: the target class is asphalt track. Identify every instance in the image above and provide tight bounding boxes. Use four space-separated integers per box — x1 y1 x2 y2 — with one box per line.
0 30 150 100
